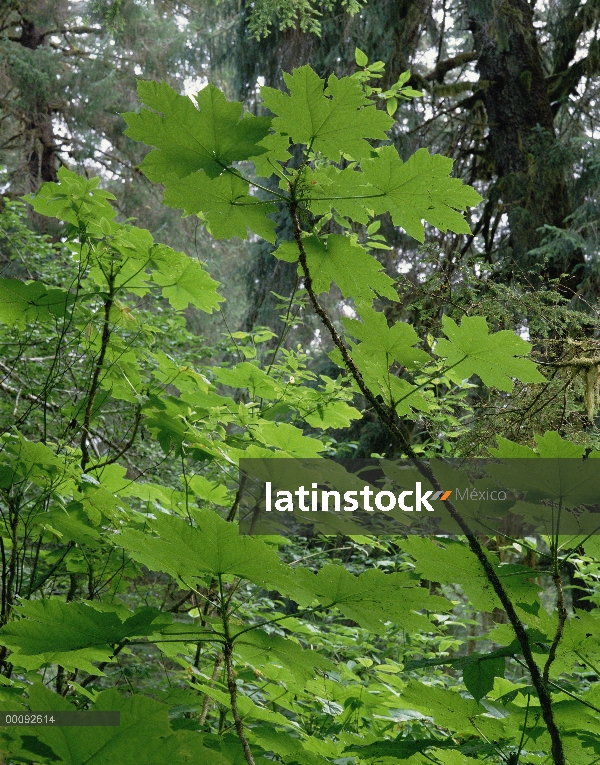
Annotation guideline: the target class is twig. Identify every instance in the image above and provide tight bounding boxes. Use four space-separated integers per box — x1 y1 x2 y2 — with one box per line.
81 280 115 471
199 654 223 725
87 406 142 470
219 577 255 765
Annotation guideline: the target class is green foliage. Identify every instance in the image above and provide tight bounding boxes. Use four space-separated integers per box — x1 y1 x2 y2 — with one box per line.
261 65 393 160
0 602 170 673
434 315 545 391
360 146 482 241
0 56 597 765
5 685 223 765
352 48 424 117
123 81 271 181
164 172 278 242
274 234 398 306
245 0 367 40
0 278 72 328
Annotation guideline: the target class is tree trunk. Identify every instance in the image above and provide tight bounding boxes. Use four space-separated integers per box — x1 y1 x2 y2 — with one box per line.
26 113 59 187
19 18 59 187
381 0 431 88
468 0 585 291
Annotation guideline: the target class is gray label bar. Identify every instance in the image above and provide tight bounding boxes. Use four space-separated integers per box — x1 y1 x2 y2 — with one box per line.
239 457 600 536
0 712 120 726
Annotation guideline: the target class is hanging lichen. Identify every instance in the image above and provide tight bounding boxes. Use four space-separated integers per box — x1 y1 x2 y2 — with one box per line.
584 363 600 421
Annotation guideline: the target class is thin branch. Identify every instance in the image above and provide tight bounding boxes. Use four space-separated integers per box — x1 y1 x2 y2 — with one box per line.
289 196 566 765
219 577 255 765
87 406 142 471
199 653 223 725
80 279 114 471
425 51 479 83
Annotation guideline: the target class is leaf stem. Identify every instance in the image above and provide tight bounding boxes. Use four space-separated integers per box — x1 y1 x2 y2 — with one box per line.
266 274 299 376
290 201 396 432
87 405 142 471
81 276 115 471
391 356 468 408
219 162 289 202
288 198 566 765
219 576 255 765
199 653 223 725
513 693 531 765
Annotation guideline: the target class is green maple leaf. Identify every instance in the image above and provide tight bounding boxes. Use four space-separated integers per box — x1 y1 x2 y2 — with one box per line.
485 432 600 529
36 504 101 546
296 564 450 632
304 165 373 224
26 167 116 226
213 361 284 399
0 278 72 328
187 474 229 505
0 601 170 654
299 395 362 429
18 685 225 765
361 146 483 241
342 308 431 369
329 342 430 415
0 601 170 672
328 308 431 415
234 629 336 691
3 433 73 490
462 655 506 701
400 538 539 612
118 508 297 593
163 171 277 242
252 131 292 178
345 737 459 760
261 65 393 160
123 80 271 181
491 430 587 459
186 681 291 727
250 727 330 765
398 682 486 734
434 315 544 391
149 245 223 312
274 234 397 306
252 420 326 457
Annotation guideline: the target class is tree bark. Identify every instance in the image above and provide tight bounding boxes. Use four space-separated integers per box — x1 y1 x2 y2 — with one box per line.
18 16 59 187
468 0 585 291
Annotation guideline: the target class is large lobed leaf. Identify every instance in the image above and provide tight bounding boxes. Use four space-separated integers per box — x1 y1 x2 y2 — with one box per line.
118 508 299 595
342 307 431 369
163 171 277 243
261 66 393 161
9 684 230 765
361 146 483 241
149 244 223 312
434 315 544 391
295 563 451 632
234 629 336 692
274 234 397 306
0 601 171 673
25 167 116 226
0 278 73 329
123 80 271 181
